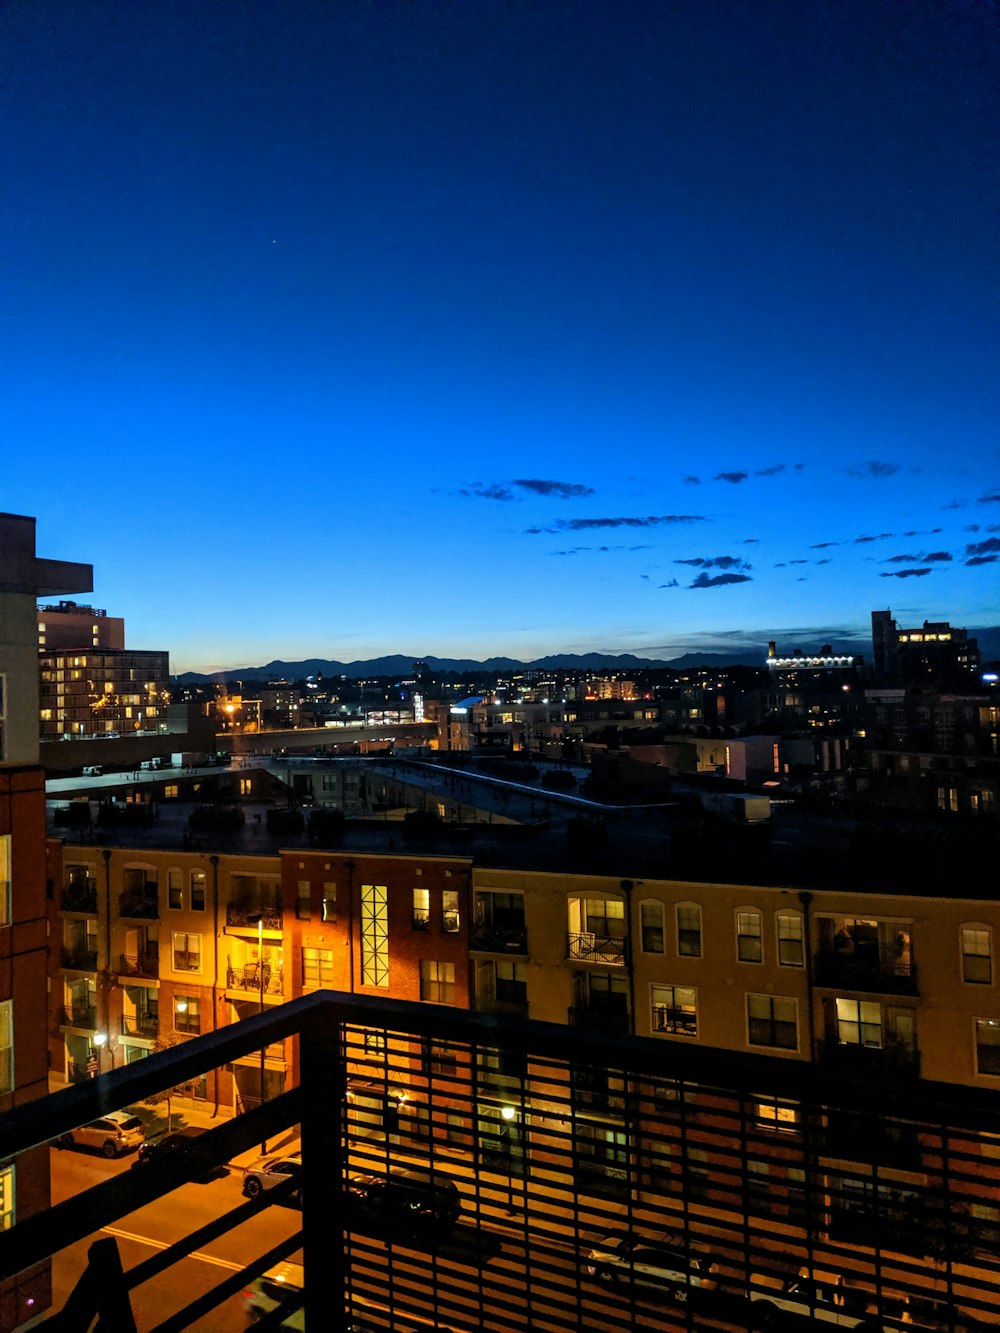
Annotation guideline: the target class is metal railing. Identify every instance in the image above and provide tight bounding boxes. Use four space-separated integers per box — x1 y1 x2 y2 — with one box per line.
815 947 920 995
470 923 529 953
225 964 285 996
120 1012 159 1038
567 930 626 964
59 882 98 913
226 902 282 929
59 947 98 971
118 951 159 979
59 1005 97 1030
117 891 159 920
3 992 1000 1332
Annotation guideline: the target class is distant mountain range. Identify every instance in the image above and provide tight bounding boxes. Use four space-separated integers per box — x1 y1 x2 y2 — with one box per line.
173 625 1000 684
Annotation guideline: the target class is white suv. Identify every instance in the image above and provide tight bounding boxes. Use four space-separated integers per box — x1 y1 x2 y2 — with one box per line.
242 1153 302 1200
59 1111 146 1158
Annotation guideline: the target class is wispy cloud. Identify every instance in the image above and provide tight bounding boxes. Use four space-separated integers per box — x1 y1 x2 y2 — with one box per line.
715 470 749 485
513 478 595 499
854 532 894 544
847 460 900 479
754 464 786 477
549 544 651 556
675 555 751 571
527 515 707 534
689 571 753 589
880 567 933 579
810 541 839 549
682 475 702 485
458 482 515 502
658 578 680 589
979 491 1000 504
966 536 1000 558
967 555 999 567
923 551 953 562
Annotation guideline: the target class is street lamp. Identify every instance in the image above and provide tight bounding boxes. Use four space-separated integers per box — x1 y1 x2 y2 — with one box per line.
247 912 267 1153
500 1104 517 1213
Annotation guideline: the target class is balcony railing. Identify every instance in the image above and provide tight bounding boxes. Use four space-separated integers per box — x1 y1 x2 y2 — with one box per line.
815 948 919 996
226 964 285 996
118 890 159 920
568 998 631 1035
2 994 999 1331
470 923 529 954
60 881 98 913
60 1005 97 1030
121 1012 159 1039
60 946 98 971
226 902 282 929
820 1038 921 1080
566 930 626 965
118 950 159 979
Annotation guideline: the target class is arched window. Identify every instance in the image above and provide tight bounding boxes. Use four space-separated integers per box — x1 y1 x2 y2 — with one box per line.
961 923 993 985
736 907 763 963
639 900 664 953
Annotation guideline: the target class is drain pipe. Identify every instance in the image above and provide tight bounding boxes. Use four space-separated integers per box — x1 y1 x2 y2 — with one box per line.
210 854 220 1117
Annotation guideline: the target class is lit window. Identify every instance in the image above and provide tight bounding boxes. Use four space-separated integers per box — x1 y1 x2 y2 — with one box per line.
442 889 460 933
172 932 202 973
737 909 763 962
0 1001 11 1093
640 901 664 953
962 926 992 985
747 994 798 1050
321 883 336 921
174 996 201 1034
360 884 389 988
776 912 804 967
836 997 882 1048
0 835 10 927
420 960 456 1004
0 1162 13 1232
302 946 335 991
676 903 702 957
976 1019 1000 1076
412 887 430 931
753 1094 800 1132
651 984 697 1037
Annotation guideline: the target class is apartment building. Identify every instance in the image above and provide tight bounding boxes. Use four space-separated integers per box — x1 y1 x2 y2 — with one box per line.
1 512 92 1330
36 601 124 653
39 647 170 740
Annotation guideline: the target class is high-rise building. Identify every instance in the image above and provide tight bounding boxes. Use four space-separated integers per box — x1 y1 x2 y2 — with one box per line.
36 601 124 653
872 609 980 689
0 512 91 1329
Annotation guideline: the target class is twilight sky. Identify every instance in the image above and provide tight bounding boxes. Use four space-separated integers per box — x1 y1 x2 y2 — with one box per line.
4 1 997 673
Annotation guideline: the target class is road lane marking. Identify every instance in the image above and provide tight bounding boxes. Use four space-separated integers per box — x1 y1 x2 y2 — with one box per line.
101 1226 243 1271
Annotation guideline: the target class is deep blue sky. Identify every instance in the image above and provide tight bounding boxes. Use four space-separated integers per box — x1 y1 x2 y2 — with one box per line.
4 1 997 672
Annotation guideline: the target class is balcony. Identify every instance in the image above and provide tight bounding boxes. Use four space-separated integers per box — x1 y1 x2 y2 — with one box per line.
814 948 919 996
121 1012 159 1039
60 1005 97 1030
60 946 98 971
226 963 285 997
1 994 999 1331
60 880 98 913
118 888 159 920
471 923 528 954
227 902 282 930
566 931 626 965
476 995 530 1019
118 950 159 979
820 1038 921 1080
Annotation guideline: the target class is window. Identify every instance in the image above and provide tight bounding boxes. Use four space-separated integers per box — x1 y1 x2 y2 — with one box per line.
640 901 664 953
753 1094 800 1132
777 912 804 967
423 1038 459 1077
836 997 882 1048
163 783 179 799
167 869 183 911
651 984 697 1037
0 1163 13 1232
321 883 336 922
495 960 527 1007
412 888 430 931
172 932 202 973
361 884 389 988
174 996 201 1034
302 946 335 991
975 1019 1000 1076
737 909 763 962
962 925 992 985
296 880 311 921
442 889 460 933
363 1029 386 1055
190 872 206 912
676 903 702 957
0 1001 11 1094
585 898 625 938
0 835 9 927
747 994 798 1050
420 960 455 1004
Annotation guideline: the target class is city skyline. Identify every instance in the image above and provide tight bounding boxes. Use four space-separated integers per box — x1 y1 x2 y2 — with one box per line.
5 2 998 674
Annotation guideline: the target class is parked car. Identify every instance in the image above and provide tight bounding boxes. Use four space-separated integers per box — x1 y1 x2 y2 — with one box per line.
243 1262 377 1331
749 1269 873 1328
59 1111 145 1158
346 1167 461 1235
581 1232 717 1302
130 1126 222 1182
242 1153 302 1200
